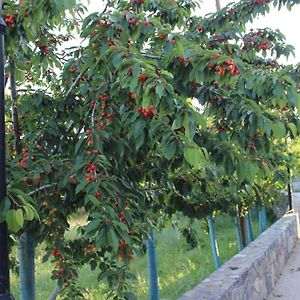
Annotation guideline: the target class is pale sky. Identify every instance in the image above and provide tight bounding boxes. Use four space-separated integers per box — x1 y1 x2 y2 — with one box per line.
85 0 300 64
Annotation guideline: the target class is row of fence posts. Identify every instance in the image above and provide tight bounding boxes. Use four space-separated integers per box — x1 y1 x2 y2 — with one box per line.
145 207 267 300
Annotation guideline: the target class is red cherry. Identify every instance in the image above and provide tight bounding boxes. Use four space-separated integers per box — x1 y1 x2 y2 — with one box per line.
129 17 135 25
144 20 151 27
138 75 148 83
51 249 60 257
118 240 126 249
98 123 105 130
129 92 136 100
106 114 113 120
98 20 106 27
178 57 185 64
69 66 77 73
249 143 255 150
89 100 95 108
196 26 204 31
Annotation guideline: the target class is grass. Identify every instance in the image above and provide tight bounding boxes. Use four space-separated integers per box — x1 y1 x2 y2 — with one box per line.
10 213 264 300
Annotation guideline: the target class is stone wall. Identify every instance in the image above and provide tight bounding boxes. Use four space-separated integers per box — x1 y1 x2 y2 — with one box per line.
178 212 299 300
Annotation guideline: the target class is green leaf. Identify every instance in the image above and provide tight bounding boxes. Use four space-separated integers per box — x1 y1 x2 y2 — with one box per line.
85 219 101 235
86 195 101 207
287 123 297 138
165 141 177 160
6 210 20 233
63 0 76 10
236 160 246 183
247 163 257 183
135 132 145 151
132 26 141 41
155 84 164 98
15 209 24 228
112 53 123 68
75 136 85 155
184 143 205 169
271 121 286 138
172 114 183 130
149 119 161 139
75 180 89 194
107 226 119 252
287 86 298 107
183 112 196 141
237 160 257 183
224 156 234 176
133 64 141 77
133 119 146 139
54 0 64 9
23 205 35 221
273 84 283 98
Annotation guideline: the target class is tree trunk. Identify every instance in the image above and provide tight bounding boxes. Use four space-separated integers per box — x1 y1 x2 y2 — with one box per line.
239 215 247 247
9 56 36 300
9 56 21 155
216 0 221 11
235 215 244 252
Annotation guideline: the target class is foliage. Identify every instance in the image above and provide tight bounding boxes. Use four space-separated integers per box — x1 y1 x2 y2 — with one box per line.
1 0 300 298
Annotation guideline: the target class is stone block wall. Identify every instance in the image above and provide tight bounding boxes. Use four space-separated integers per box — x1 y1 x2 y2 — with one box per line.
178 213 299 300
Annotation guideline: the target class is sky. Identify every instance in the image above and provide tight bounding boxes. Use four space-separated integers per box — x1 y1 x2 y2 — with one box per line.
84 0 300 64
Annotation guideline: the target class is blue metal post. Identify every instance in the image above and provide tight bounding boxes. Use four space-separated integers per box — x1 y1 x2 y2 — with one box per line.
19 230 35 300
146 227 159 300
259 207 267 233
206 216 221 270
246 212 254 243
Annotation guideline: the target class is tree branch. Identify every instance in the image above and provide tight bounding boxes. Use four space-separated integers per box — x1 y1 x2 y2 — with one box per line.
28 184 56 196
9 56 22 155
63 68 88 102
142 53 162 60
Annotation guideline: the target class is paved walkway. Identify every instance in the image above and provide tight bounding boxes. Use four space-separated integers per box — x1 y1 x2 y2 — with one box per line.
268 192 300 300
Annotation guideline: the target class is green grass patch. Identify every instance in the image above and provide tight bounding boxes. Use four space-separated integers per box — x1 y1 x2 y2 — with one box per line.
10 213 265 300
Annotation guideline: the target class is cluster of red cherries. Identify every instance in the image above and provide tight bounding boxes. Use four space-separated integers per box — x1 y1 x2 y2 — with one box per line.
214 60 240 76
137 105 156 118
243 31 270 51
